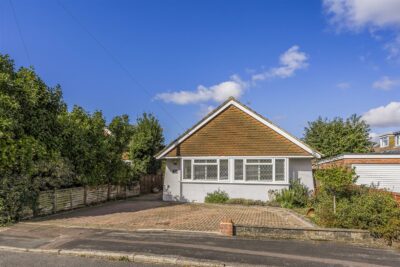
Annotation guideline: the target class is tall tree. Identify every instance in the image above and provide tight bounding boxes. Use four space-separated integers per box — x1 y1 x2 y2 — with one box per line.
304 114 373 158
129 113 164 175
105 115 135 185
0 54 69 222
59 106 109 186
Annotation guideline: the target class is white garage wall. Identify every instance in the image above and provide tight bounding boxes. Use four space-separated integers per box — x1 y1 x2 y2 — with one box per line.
353 164 400 193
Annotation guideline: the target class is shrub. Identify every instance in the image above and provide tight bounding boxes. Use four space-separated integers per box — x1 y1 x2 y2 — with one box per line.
275 179 310 209
314 167 356 194
313 187 400 245
226 198 265 206
204 190 229 203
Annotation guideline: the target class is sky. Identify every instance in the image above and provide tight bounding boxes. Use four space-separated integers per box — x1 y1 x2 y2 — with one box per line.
1 0 400 143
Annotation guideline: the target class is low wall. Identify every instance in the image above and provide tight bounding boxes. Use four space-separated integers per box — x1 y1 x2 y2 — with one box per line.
22 183 140 219
235 225 372 243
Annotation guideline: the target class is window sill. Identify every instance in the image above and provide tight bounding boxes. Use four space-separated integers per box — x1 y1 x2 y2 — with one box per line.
181 180 289 185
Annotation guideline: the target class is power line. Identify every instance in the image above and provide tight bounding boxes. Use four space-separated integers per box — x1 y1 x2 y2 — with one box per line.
57 0 184 130
9 0 31 65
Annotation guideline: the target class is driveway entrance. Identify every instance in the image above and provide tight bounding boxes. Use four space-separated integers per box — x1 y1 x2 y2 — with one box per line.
25 194 312 232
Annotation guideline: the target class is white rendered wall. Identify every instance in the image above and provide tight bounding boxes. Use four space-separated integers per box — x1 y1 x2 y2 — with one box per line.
289 158 314 191
181 183 287 202
163 158 314 202
162 159 181 201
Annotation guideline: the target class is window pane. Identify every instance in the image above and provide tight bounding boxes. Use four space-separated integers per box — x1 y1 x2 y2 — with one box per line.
183 160 191 180
260 164 273 181
234 160 243 180
246 165 259 181
206 159 217 163
275 159 285 181
246 159 272 164
206 165 218 180
194 165 206 180
194 159 206 163
219 159 228 180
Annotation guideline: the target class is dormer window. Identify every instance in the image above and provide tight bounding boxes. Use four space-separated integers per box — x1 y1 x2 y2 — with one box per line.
396 135 400 147
380 136 389 147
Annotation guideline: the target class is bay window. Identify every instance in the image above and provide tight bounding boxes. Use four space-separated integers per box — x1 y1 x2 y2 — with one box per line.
182 158 287 183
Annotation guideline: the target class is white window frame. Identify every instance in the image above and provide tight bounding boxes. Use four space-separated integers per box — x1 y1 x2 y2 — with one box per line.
180 157 288 184
396 135 400 147
380 136 389 148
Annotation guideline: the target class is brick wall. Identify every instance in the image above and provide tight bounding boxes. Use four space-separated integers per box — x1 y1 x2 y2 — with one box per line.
318 158 400 169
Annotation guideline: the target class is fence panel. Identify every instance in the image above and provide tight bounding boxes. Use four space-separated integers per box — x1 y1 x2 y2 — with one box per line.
71 187 85 209
20 182 140 219
55 188 72 212
126 182 140 197
140 174 163 194
37 191 54 215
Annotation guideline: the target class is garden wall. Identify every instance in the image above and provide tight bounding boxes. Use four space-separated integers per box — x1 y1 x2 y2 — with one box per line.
21 183 140 219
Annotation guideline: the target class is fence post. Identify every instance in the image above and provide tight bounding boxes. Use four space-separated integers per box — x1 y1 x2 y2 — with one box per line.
53 188 57 214
70 188 73 209
84 185 87 206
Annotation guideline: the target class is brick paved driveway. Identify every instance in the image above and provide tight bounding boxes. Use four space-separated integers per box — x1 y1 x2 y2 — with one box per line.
27 194 313 232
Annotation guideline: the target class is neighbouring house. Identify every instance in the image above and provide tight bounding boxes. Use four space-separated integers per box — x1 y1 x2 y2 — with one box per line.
374 131 400 153
155 98 321 202
317 153 400 193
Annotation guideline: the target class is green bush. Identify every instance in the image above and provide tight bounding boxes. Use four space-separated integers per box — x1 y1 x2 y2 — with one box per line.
313 186 400 245
226 198 266 206
275 179 309 208
204 190 229 203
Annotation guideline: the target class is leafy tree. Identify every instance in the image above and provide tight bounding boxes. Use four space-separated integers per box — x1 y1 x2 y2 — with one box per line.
59 106 109 186
105 115 135 185
0 53 164 223
314 167 357 213
303 114 373 158
129 113 164 175
0 54 68 222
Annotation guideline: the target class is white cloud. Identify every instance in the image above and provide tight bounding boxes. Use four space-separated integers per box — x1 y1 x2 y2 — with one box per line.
323 0 400 59
197 105 215 117
252 46 308 81
154 75 246 105
384 35 400 59
372 76 399 90
323 0 400 30
362 102 400 127
156 46 308 105
337 82 351 89
369 132 380 143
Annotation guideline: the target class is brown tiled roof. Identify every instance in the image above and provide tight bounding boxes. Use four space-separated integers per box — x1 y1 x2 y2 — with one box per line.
156 97 319 158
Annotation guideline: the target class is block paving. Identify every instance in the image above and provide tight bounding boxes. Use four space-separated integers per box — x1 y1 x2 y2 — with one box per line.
27 194 312 232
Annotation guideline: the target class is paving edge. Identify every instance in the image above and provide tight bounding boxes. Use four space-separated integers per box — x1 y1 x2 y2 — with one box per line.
0 245 228 267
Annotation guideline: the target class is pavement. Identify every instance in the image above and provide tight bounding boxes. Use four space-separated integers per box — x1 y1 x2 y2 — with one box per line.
26 193 312 232
0 250 158 267
1 223 400 266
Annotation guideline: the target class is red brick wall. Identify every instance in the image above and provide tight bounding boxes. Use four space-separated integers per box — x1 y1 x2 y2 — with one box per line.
318 158 400 169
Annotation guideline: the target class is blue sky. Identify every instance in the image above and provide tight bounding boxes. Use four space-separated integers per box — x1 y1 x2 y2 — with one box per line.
1 0 400 142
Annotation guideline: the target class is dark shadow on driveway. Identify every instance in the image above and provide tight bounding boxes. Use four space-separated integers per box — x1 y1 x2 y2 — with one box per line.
27 193 183 222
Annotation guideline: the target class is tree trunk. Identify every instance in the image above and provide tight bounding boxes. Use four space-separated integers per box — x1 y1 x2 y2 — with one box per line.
333 194 336 214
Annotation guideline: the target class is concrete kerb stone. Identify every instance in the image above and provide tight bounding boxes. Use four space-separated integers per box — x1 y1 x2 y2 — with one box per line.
0 245 228 267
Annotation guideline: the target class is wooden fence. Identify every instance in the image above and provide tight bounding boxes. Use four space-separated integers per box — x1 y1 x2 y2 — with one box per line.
22 183 140 219
139 174 163 194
